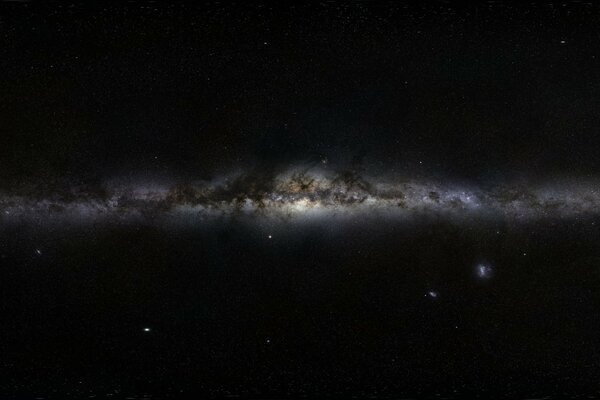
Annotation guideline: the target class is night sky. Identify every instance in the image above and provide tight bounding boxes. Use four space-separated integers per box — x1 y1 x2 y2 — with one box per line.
2 2 600 398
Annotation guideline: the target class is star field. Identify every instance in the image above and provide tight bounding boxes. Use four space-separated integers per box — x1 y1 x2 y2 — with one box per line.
2 2 600 398
2 168 600 227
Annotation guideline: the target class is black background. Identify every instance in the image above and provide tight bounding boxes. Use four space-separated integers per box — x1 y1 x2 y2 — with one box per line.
2 2 600 398
2 2 600 184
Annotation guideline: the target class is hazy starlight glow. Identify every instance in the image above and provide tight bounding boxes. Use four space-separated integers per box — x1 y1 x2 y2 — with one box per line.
477 264 493 279
1 169 600 225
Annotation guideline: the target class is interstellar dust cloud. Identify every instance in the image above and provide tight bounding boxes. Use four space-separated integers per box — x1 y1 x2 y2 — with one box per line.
1 166 599 226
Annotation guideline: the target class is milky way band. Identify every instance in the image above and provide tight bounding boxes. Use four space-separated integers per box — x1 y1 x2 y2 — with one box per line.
2 168 600 225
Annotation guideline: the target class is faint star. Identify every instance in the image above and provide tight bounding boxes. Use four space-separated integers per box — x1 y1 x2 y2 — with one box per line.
268 235 272 239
